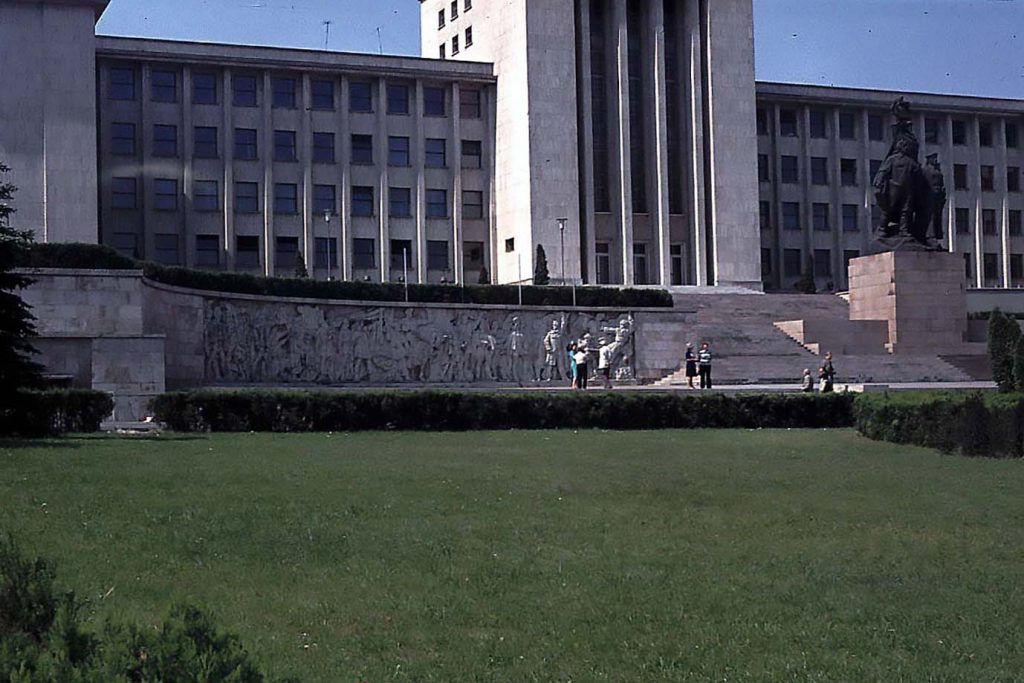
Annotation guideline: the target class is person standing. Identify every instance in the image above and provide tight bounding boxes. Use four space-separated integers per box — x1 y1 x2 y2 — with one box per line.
819 351 836 393
801 368 814 392
697 342 713 390
598 337 613 389
684 342 697 389
574 344 590 390
566 341 578 390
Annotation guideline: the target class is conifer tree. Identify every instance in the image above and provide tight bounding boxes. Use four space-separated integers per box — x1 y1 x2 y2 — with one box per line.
534 244 550 285
0 162 43 393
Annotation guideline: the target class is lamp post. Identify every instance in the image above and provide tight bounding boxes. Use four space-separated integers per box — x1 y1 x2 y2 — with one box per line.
557 217 567 286
323 210 332 281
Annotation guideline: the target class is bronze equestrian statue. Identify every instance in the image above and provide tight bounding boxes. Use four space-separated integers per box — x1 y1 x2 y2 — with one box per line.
870 98 946 251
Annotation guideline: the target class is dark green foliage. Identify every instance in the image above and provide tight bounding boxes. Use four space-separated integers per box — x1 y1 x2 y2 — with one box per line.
987 308 1021 392
19 243 137 270
534 244 550 285
0 536 278 682
151 389 855 433
478 265 490 285
854 391 1024 458
0 390 113 436
0 163 44 393
1015 336 1024 393
139 262 672 307
18 243 673 307
293 251 307 279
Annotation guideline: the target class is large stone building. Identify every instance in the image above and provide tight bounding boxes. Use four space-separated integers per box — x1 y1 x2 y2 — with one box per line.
2 0 1023 290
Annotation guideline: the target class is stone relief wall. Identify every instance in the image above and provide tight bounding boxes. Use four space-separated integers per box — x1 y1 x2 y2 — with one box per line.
204 300 637 385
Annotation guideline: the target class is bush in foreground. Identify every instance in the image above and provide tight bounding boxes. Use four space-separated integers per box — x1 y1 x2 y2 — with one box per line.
854 391 1024 458
987 308 1021 392
151 389 856 433
0 534 283 682
0 390 113 437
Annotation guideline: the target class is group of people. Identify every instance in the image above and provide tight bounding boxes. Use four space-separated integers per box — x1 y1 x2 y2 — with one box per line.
565 337 613 390
682 342 714 389
802 351 837 393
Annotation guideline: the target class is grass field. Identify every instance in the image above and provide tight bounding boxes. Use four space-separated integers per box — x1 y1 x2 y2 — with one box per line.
2 429 1023 681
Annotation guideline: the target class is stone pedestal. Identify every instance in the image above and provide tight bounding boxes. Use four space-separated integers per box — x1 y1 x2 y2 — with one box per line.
848 251 967 354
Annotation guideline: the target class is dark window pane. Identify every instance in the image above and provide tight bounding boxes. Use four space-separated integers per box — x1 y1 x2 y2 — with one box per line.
151 69 177 103
424 87 446 116
351 134 373 164
387 84 409 114
110 67 136 100
312 79 334 110
349 82 373 112
193 73 218 105
233 75 258 107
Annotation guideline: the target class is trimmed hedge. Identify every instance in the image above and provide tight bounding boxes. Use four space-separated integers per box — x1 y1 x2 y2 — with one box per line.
854 391 1024 458
140 263 672 308
0 390 113 437
19 242 672 308
18 242 136 270
151 389 855 433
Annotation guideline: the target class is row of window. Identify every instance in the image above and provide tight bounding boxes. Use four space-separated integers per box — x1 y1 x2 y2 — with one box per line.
108 177 486 219
109 67 483 118
757 106 1021 149
118 232 466 272
438 0 472 29
759 198 1024 236
439 26 474 59
108 122 484 169
760 153 1023 193
764 246 1024 285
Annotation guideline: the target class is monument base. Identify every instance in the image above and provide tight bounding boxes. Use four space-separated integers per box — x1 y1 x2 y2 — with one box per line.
848 251 967 354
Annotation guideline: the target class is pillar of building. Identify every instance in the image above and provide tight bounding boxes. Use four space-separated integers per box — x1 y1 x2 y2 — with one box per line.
701 0 762 289
611 0 634 285
683 0 708 285
575 0 598 286
648 0 672 286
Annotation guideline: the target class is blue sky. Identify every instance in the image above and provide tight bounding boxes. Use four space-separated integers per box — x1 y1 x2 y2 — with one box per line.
96 0 1024 99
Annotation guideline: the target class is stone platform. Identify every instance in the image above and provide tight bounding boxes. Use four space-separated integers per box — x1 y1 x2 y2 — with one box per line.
848 251 967 354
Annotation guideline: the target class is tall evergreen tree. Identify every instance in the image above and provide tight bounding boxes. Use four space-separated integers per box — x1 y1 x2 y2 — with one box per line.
0 162 43 393
534 244 550 285
294 250 308 278
478 265 490 285
987 308 1020 392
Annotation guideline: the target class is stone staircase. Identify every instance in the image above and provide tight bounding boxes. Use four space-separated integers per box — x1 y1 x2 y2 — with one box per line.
651 292 976 385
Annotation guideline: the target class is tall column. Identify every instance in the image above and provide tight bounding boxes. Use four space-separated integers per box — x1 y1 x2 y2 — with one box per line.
649 0 671 286
769 102 783 289
1000 118 1011 287
376 77 388 282
261 71 274 276
575 0 597 285
971 116 983 287
611 0 634 284
452 82 464 284
414 80 427 282
301 73 314 277
182 66 194 268
222 68 235 270
339 75 352 281
683 0 707 285
701 0 762 288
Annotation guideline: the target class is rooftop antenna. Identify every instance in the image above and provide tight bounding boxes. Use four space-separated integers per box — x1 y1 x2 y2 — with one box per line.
322 20 332 50
376 26 383 55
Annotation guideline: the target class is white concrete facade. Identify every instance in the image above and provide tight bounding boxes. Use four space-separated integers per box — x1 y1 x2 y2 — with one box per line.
423 0 762 288
0 0 106 243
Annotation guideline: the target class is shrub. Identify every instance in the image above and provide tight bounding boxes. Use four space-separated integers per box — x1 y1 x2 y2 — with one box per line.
20 242 136 270
0 535 280 682
150 389 856 433
1015 336 1024 393
987 308 1020 392
534 244 550 285
0 390 113 437
854 391 1024 458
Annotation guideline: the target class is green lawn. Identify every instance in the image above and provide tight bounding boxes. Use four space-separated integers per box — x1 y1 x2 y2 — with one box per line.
1 430 1023 681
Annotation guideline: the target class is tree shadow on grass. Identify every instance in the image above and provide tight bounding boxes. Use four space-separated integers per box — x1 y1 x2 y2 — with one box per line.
0 434 208 449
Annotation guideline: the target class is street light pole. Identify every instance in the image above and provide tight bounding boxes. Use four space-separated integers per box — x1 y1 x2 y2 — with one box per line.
557 217 567 286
